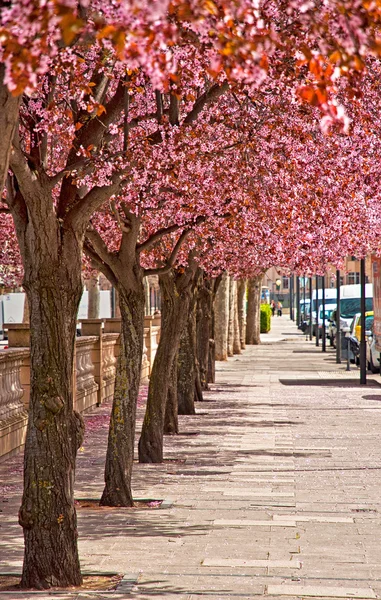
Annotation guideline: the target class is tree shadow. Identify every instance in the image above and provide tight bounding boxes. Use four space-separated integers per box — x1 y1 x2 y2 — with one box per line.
362 394 381 401
279 378 380 388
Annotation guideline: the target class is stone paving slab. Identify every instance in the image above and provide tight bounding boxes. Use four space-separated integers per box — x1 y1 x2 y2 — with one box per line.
267 584 377 598
2 315 381 598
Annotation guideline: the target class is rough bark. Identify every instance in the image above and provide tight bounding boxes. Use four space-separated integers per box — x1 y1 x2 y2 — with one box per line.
87 273 100 319
100 279 144 507
246 275 262 345
0 66 21 189
227 277 235 357
138 261 197 463
214 272 229 361
237 280 247 349
164 359 179 434
178 273 200 414
233 281 241 354
16 218 84 589
114 287 121 317
196 273 213 390
207 275 222 383
22 294 30 324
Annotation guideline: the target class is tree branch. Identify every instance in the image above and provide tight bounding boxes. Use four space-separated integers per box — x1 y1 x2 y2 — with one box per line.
183 81 229 125
58 79 126 217
48 157 92 187
8 137 43 201
123 87 130 152
65 174 124 231
85 228 120 271
143 228 192 276
169 94 179 126
83 240 118 287
137 215 206 254
155 90 163 123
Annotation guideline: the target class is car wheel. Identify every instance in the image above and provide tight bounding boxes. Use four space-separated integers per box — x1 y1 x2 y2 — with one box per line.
369 353 379 374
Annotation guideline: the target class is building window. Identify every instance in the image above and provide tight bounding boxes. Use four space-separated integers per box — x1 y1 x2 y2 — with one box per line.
347 272 360 285
282 276 289 289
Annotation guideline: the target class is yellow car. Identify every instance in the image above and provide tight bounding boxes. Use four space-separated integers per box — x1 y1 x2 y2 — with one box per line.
354 311 374 341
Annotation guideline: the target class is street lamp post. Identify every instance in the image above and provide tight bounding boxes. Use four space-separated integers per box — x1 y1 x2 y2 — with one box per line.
275 278 281 315
322 274 326 352
315 275 319 347
360 258 367 385
336 269 341 364
309 277 313 340
290 275 294 321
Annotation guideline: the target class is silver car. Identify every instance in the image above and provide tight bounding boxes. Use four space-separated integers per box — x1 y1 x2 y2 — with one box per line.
366 326 380 373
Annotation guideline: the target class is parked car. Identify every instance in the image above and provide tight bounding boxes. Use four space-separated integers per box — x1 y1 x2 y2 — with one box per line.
354 311 374 341
366 325 381 373
317 304 336 340
328 309 347 348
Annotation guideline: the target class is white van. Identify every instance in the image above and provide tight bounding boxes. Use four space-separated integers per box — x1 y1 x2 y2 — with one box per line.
311 288 337 336
0 290 112 339
317 303 337 339
339 283 373 329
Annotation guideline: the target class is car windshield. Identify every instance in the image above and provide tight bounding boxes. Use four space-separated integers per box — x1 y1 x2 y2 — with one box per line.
312 298 336 312
365 315 374 330
340 298 373 319
319 308 335 320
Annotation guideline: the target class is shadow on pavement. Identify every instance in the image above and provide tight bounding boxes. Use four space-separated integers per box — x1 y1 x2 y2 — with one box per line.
279 378 380 387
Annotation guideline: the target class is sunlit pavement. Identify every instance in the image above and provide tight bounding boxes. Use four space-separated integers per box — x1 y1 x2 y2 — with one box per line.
2 315 381 599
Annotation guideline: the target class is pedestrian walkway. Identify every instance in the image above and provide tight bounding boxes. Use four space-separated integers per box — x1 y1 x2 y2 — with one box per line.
2 316 381 599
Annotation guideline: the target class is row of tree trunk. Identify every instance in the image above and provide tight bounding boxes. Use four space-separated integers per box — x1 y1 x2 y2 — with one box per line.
214 273 263 360
18 261 263 588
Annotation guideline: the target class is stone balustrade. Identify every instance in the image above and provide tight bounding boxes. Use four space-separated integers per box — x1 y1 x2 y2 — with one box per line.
144 315 161 374
0 315 161 461
0 349 29 460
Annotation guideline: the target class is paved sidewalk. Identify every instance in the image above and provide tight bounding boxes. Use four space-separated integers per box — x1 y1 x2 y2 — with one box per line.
2 315 381 599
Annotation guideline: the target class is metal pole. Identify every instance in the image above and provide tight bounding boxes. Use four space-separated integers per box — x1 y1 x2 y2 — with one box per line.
360 258 367 385
309 277 313 340
303 275 306 323
111 286 116 318
346 335 351 371
296 276 300 328
322 275 326 352
336 269 341 364
315 275 319 347
290 275 294 321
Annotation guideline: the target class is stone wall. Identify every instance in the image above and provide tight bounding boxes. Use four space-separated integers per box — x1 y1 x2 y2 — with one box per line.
0 315 161 462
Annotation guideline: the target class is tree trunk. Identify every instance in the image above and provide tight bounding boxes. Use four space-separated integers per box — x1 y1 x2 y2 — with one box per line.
100 279 144 507
207 275 222 383
237 280 247 349
246 275 262 345
17 225 84 589
214 272 229 361
164 359 178 434
178 275 200 414
22 294 30 324
0 65 21 189
227 277 235 357
233 281 241 354
138 262 197 463
196 273 212 390
87 273 100 319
